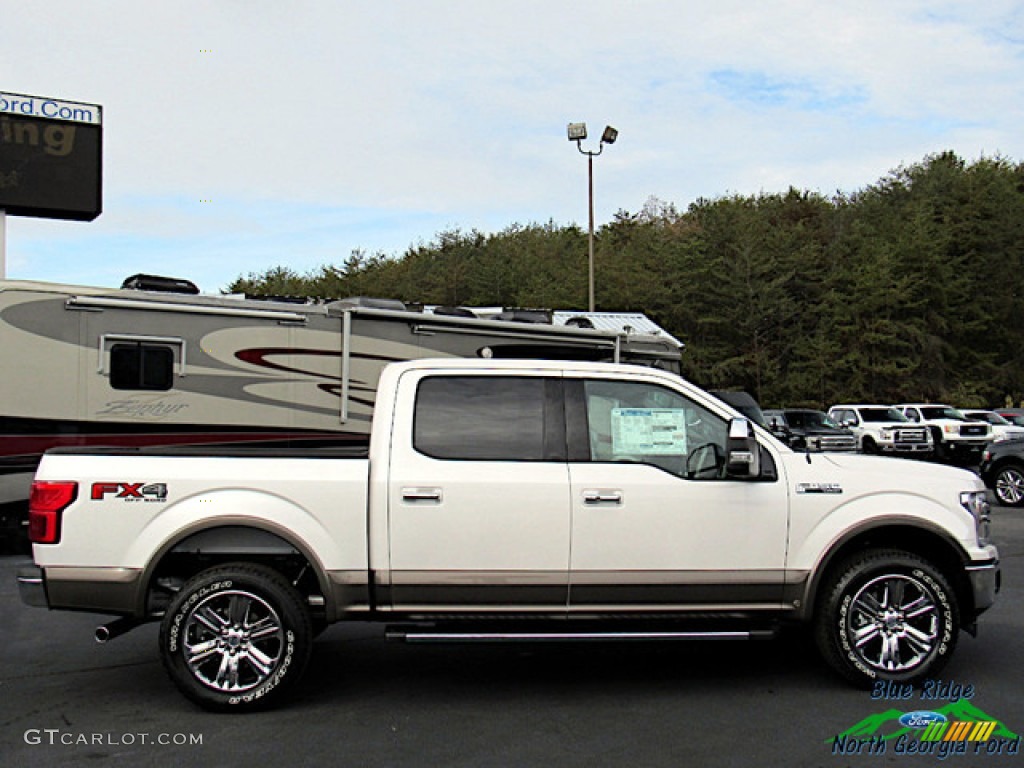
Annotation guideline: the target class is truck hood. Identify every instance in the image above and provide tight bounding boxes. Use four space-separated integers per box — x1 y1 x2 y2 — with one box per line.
780 451 982 496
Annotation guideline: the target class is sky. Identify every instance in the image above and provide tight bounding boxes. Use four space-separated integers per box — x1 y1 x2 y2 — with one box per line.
3 0 1024 294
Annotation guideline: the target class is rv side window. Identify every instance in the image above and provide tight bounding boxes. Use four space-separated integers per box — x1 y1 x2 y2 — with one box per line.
110 343 175 391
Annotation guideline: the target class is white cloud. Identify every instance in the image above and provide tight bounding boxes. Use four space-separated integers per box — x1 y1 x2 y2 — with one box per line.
3 0 1024 290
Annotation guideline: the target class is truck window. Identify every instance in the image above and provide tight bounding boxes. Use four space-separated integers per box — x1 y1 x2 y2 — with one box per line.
413 376 562 461
580 380 728 479
109 343 175 391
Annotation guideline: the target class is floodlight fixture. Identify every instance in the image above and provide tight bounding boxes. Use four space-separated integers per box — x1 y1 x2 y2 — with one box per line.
565 120 619 311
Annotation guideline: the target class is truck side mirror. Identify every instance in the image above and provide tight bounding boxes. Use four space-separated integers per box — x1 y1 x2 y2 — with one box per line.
726 417 761 478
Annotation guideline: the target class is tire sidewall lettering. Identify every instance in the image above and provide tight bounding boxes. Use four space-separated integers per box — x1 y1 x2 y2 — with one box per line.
837 593 877 679
161 569 308 710
833 560 955 681
227 629 296 707
167 580 234 654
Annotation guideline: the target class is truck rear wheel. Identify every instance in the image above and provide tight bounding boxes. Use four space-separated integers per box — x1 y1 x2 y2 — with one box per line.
814 549 958 686
159 563 312 711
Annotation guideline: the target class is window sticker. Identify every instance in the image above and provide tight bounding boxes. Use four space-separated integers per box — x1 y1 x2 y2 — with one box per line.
610 408 687 455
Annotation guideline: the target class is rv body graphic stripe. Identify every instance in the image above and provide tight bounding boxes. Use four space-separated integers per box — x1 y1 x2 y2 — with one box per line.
0 416 366 460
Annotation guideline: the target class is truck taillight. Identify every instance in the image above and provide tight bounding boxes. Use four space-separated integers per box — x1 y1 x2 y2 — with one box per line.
29 481 78 544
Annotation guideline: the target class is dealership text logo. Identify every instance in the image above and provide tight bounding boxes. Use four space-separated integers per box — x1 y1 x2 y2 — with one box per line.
829 680 1019 759
90 482 168 503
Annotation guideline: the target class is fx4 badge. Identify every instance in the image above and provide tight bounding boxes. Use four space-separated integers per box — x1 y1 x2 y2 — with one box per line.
91 482 168 502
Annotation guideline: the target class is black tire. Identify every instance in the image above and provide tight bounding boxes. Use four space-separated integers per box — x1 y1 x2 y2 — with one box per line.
814 549 958 687
159 563 312 712
861 436 878 455
993 463 1024 506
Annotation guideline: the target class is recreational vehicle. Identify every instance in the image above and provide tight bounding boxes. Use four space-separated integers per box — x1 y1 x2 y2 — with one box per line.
0 275 682 545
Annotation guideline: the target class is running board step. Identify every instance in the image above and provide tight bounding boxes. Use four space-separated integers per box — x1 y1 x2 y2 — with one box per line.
387 628 778 643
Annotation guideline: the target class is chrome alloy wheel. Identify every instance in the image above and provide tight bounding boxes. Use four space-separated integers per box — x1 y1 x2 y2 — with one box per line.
995 466 1024 506
844 573 940 673
182 590 285 693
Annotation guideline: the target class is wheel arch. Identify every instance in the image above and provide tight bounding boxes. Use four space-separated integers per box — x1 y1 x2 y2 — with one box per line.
800 522 973 625
139 521 334 621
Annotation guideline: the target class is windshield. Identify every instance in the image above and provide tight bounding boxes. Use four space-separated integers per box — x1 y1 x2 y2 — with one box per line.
859 408 909 423
785 411 839 429
919 406 966 420
966 411 1009 425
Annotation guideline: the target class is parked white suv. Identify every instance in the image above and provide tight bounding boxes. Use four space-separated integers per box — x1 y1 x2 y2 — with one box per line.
961 410 1024 443
896 404 992 461
827 404 933 456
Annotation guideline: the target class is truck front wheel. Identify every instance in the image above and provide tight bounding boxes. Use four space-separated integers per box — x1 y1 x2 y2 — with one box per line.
159 563 312 711
814 549 958 686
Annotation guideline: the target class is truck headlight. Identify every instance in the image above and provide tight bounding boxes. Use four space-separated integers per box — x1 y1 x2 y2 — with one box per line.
960 490 991 546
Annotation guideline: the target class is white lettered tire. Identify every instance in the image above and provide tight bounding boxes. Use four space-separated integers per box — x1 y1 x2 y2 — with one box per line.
159 563 312 711
814 549 958 686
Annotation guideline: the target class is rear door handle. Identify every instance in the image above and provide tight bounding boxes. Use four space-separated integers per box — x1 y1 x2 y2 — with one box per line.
583 490 623 506
402 487 443 503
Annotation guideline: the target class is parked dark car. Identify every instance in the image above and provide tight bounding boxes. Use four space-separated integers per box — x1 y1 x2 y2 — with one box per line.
763 408 858 452
979 438 1024 506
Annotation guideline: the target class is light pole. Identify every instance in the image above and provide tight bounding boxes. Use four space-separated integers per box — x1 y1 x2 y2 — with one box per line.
567 122 617 312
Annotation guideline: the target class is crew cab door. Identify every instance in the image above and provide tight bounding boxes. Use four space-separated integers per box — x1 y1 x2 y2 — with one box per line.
565 374 790 612
384 370 571 611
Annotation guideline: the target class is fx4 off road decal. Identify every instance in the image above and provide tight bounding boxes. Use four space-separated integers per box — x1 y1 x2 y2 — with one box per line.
91 482 168 502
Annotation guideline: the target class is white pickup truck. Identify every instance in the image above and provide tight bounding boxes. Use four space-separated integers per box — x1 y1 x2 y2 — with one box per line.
18 359 1000 711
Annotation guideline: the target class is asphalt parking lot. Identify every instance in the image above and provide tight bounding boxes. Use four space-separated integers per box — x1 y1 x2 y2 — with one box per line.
1 506 1021 768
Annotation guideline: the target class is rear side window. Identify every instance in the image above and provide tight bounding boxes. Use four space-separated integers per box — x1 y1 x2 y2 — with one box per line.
414 376 561 461
110 343 174 390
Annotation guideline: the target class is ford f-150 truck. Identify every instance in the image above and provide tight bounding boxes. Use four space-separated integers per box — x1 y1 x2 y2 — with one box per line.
17 359 1000 711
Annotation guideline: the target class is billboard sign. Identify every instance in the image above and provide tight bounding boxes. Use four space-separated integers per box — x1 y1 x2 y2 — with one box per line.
0 91 102 221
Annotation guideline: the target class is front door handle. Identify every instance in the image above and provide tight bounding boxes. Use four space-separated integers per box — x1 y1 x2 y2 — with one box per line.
583 490 623 506
402 487 443 503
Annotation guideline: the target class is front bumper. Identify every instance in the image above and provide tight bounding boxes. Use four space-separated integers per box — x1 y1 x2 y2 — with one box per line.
17 564 47 608
946 439 991 451
965 559 1000 616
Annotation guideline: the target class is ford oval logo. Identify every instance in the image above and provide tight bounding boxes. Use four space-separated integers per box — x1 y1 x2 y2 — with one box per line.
899 711 948 729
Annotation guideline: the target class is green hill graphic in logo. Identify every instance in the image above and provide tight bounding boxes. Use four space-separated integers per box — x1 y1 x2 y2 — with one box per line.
829 700 1018 744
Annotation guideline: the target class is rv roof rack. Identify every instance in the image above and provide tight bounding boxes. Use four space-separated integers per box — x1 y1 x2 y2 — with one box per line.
493 309 552 324
564 316 595 329
432 306 477 318
121 274 200 295
244 294 317 305
329 297 409 312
